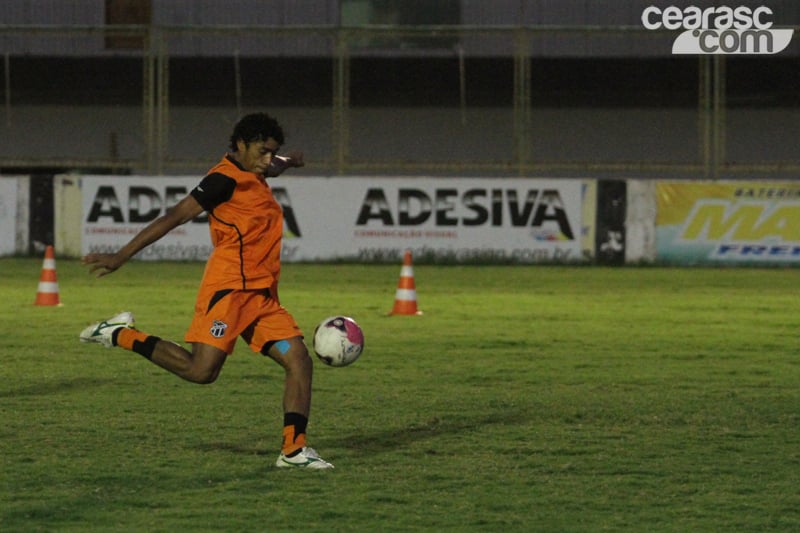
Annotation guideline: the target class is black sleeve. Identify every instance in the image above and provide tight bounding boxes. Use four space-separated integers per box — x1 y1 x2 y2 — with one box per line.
190 172 236 212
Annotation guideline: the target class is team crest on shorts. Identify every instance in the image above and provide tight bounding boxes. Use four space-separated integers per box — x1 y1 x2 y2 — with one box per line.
210 320 228 338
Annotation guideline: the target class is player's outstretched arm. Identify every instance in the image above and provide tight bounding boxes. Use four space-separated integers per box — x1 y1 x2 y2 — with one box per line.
82 194 205 278
266 151 305 177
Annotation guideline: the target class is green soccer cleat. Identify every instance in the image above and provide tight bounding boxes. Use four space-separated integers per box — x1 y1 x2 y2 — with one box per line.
79 311 135 348
275 447 334 469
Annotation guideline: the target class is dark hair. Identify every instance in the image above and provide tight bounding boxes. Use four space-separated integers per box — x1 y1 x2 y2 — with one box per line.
229 113 285 151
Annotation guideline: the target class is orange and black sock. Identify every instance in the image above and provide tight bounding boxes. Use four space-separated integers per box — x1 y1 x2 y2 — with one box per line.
282 412 308 457
113 328 161 360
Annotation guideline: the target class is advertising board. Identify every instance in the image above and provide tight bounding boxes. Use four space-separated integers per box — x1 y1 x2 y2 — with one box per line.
81 176 585 263
656 181 800 264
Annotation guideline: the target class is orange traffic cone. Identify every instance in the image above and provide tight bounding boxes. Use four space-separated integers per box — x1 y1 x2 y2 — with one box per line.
390 250 422 315
35 245 62 306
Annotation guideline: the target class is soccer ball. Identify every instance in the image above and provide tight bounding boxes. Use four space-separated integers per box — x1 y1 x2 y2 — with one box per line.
312 316 364 367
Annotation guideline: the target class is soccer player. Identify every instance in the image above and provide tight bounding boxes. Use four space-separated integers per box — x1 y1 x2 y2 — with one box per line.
80 112 333 469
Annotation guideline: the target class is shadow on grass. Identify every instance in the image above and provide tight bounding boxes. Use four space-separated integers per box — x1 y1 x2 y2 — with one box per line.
197 441 272 456
325 412 517 456
197 410 521 457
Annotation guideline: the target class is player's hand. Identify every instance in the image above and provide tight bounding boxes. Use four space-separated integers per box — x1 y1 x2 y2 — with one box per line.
82 253 125 278
283 151 305 168
266 151 305 177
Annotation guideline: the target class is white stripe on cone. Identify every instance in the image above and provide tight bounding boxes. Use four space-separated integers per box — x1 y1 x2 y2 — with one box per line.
37 281 59 293
394 288 417 300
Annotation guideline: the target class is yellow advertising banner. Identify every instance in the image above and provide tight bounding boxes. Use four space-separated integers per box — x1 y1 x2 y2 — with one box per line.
656 181 800 264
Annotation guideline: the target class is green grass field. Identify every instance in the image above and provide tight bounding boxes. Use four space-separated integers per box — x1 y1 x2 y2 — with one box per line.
1 257 799 531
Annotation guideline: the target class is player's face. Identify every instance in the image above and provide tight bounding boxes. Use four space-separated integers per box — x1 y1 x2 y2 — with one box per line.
236 137 280 175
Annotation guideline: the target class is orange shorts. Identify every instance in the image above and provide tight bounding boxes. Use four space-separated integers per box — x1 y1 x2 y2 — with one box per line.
185 287 303 354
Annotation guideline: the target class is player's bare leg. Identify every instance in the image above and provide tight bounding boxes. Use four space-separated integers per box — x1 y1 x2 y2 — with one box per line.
146 341 227 384
79 312 226 383
262 337 312 416
263 337 333 469
110 326 226 384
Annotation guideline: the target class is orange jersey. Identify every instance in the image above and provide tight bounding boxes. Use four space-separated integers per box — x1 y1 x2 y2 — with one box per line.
191 155 283 291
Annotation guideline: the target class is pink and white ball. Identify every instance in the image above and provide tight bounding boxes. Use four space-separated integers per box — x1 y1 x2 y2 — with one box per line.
312 316 365 367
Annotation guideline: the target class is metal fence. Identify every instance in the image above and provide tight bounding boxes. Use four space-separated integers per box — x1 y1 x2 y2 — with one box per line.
1 24 799 178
